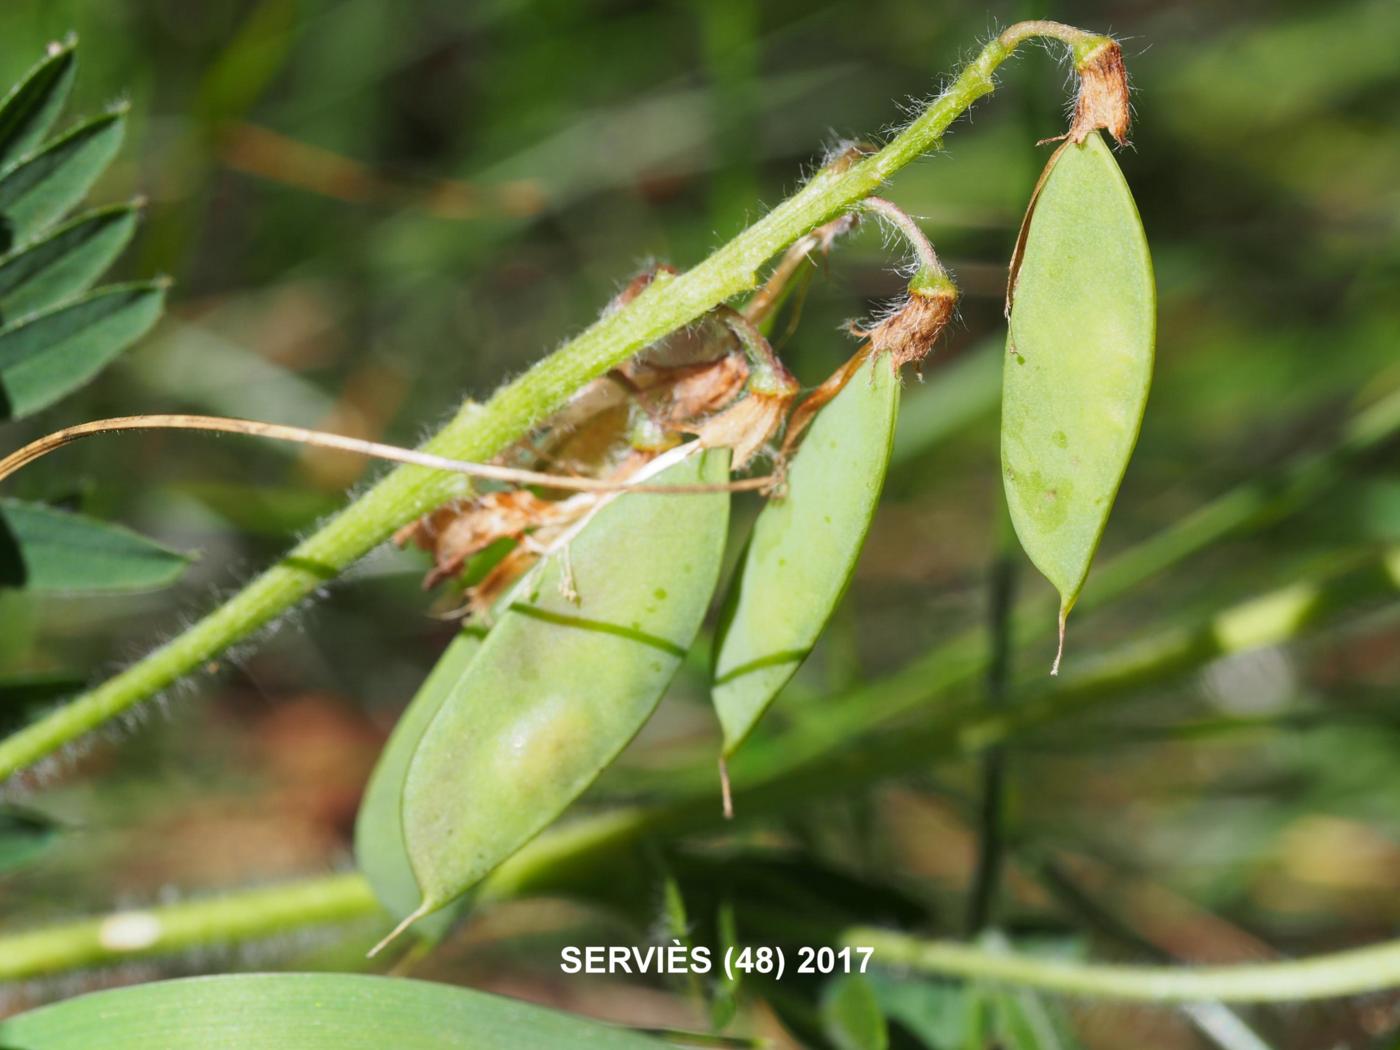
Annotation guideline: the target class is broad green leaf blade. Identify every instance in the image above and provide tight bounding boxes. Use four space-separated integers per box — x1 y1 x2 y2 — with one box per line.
0 973 667 1049
0 804 60 874
0 109 125 248
0 280 165 419
1002 132 1155 637
712 354 898 754
355 626 484 936
0 498 189 592
403 448 730 917
0 41 77 173
821 975 890 1050
0 202 139 320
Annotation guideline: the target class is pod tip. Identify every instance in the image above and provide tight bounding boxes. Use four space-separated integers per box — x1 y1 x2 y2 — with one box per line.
367 904 429 958
1051 607 1068 676
719 756 734 820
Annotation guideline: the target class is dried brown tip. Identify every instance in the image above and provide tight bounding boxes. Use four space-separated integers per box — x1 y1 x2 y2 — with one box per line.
1051 606 1068 676
1070 40 1130 145
719 756 734 820
859 281 957 370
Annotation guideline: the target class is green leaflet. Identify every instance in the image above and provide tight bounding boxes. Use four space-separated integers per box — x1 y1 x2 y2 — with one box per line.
712 355 898 754
0 42 76 173
993 988 1084 1050
0 804 60 874
0 202 139 321
0 109 125 248
820 975 890 1050
402 448 730 919
0 498 189 592
0 280 166 419
0 973 666 1049
354 626 484 937
1002 131 1155 650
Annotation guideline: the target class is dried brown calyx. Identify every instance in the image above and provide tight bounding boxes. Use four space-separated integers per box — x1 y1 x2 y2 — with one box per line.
696 388 792 471
1069 39 1130 145
854 276 958 371
694 308 799 470
394 489 580 591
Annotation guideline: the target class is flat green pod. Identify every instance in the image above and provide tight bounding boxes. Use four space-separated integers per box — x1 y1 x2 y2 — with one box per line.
1001 131 1155 662
354 626 484 939
0 973 666 1049
712 354 898 755
400 447 730 921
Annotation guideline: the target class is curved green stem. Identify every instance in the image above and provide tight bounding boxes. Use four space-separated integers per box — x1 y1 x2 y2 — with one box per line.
0 20 1113 783
845 927 1400 1003
8 872 1400 1003
0 873 378 980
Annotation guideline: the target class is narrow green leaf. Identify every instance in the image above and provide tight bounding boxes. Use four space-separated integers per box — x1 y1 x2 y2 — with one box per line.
0 42 77 173
1001 131 1155 653
994 989 1084 1050
354 626 484 937
711 900 742 1030
0 973 667 1049
820 975 889 1050
864 973 969 1049
0 202 139 320
0 280 165 419
0 804 60 874
402 448 730 919
0 109 125 248
0 498 189 592
713 354 898 754
0 670 84 734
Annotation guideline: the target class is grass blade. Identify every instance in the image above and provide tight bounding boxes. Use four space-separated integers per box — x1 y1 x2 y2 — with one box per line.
0 804 60 874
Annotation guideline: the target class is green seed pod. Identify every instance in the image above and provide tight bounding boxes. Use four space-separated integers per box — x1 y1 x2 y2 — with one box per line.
712 353 899 756
354 626 484 939
399 447 730 923
1002 131 1156 668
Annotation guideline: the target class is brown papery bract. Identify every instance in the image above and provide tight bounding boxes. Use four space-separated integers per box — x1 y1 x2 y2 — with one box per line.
1069 40 1130 145
695 391 793 471
856 283 957 370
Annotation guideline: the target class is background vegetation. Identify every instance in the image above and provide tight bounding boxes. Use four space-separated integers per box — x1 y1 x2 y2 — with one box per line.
1 1 1397 1047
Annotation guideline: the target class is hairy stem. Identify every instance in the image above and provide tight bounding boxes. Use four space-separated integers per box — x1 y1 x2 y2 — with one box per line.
0 20 1112 782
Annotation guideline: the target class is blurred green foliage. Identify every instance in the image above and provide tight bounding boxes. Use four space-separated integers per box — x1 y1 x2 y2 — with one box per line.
0 1 1397 1047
